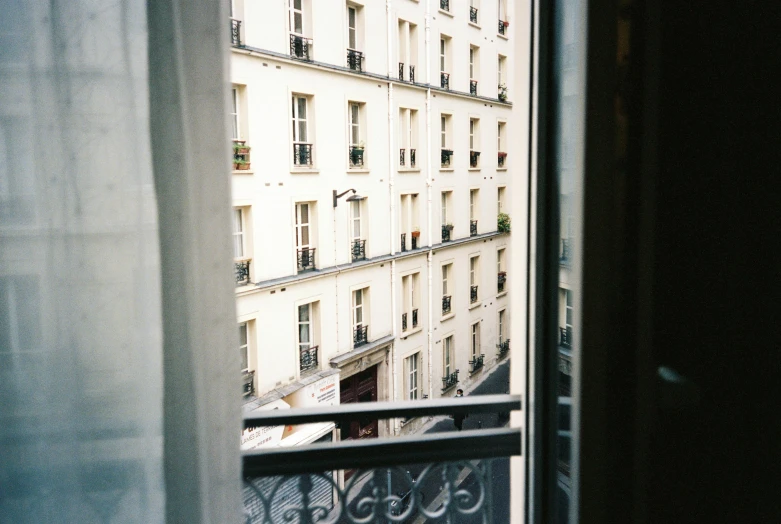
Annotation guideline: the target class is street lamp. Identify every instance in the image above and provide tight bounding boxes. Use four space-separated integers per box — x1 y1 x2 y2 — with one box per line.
333 188 364 208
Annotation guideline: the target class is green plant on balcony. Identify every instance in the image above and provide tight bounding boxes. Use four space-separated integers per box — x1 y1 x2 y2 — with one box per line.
234 158 250 171
233 141 251 170
498 83 508 102
498 212 511 233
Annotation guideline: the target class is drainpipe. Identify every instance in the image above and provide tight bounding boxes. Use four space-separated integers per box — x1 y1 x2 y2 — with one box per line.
424 0 434 400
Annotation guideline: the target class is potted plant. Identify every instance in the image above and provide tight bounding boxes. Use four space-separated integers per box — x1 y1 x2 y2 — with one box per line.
498 152 508 160
443 223 454 231
497 212 511 233
411 228 421 238
235 158 251 171
498 83 508 102
503 20 510 27
350 141 365 166
233 141 250 156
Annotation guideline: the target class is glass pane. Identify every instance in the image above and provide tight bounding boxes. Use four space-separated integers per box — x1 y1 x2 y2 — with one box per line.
298 304 310 322
240 323 248 346
299 203 309 224
300 225 309 246
297 97 307 120
298 322 310 345
294 13 303 34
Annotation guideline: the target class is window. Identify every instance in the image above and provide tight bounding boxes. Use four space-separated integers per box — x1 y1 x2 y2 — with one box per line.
498 121 507 166
347 6 357 49
289 0 304 34
399 108 418 168
440 114 453 167
469 46 479 95
346 5 365 71
397 20 418 81
497 0 507 23
498 248 505 273
498 186 506 213
443 335 453 377
470 189 479 236
239 322 249 372
232 208 245 259
352 287 369 346
469 0 480 24
348 101 365 168
442 263 453 315
230 88 240 140
470 255 480 303
295 202 315 271
497 55 507 99
439 35 451 89
297 302 320 374
350 199 366 261
400 193 420 250
406 353 420 400
470 118 480 167
401 272 420 332
441 191 453 241
498 308 506 342
471 322 480 358
498 248 506 293
291 94 313 166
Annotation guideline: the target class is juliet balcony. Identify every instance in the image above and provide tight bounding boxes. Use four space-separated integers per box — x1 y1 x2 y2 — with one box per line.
441 72 450 90
349 145 364 168
497 339 511 358
498 271 507 293
470 6 478 23
440 0 450 12
560 326 572 349
235 259 251 287
499 19 508 36
470 220 478 237
442 295 452 315
441 224 453 242
293 143 313 166
290 34 313 60
299 345 319 374
400 147 418 168
470 150 480 168
470 80 478 96
469 354 485 374
347 49 364 72
297 248 316 273
498 151 507 167
352 239 366 262
412 308 418 328
442 370 459 392
470 285 479 304
354 324 369 347
441 149 453 167
230 18 242 47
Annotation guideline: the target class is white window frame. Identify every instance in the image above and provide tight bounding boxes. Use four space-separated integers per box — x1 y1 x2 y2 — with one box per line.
440 38 446 72
297 302 313 351
471 322 480 358
231 88 240 140
406 353 419 400
349 102 361 146
290 0 304 35
347 6 357 49
498 248 505 273
443 335 453 377
350 200 362 242
441 191 451 226
441 115 448 149
498 309 506 343
470 189 478 221
469 47 475 80
498 186 506 213
233 208 245 259
470 256 479 287
295 202 312 250
353 288 365 329
292 95 309 144
565 289 573 331
442 264 450 297
239 322 249 372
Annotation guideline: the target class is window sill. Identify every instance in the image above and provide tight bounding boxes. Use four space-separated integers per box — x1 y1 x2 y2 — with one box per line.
398 167 421 173
468 21 481 30
468 300 482 310
348 168 370 174
440 312 455 322
468 167 481 172
291 167 320 174
440 167 455 172
438 8 454 18
469 367 484 377
232 169 254 175
496 291 508 298
497 167 508 172
497 33 509 41
400 326 423 339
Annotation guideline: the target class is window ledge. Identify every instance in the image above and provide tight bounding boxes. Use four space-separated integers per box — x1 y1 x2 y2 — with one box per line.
291 167 320 174
400 326 423 339
440 312 455 322
232 170 254 175
440 167 455 172
496 167 508 172
496 291 508 298
497 33 509 41
398 167 422 173
468 167 481 172
468 300 482 310
468 21 481 30
438 8 454 18
348 168 371 174
469 367 484 377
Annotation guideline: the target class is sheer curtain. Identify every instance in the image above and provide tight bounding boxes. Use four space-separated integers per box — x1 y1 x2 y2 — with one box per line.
0 1 240 522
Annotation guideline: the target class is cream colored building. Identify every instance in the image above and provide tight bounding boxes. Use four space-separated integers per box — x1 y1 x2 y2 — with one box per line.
232 0 519 440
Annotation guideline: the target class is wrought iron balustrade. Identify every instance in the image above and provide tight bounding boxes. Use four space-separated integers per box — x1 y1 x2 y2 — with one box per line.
469 354 485 374
400 233 407 252
410 148 416 167
470 6 478 23
498 20 507 35
235 260 251 286
409 65 415 83
498 152 507 167
412 308 418 328
352 239 366 262
347 49 364 72
470 285 479 303
470 79 478 96
411 234 419 249
299 345 319 373
442 295 452 314
398 62 404 81
290 34 312 60
297 248 316 272
442 370 459 391
242 369 255 397
231 18 242 46
354 325 369 347
293 143 313 166
470 220 478 237
440 0 450 11
349 145 364 167
441 149 453 167
497 339 510 358
399 148 405 166
560 326 572 348
440 72 450 90
498 84 508 102
560 238 572 263
402 313 408 331
441 225 452 242
470 150 480 167
498 272 507 292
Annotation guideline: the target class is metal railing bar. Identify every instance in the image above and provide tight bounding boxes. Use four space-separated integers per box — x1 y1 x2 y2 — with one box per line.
243 427 521 476
243 394 521 428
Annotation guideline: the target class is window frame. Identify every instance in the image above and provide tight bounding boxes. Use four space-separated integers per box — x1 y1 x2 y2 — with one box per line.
295 202 312 250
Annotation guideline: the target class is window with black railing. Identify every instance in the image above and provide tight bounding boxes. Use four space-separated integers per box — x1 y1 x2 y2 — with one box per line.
470 79 478 96
402 312 408 332
299 345 319 373
442 370 459 391
470 6 478 24
470 220 478 237
347 49 363 72
470 285 479 303
498 271 507 293
441 149 453 167
441 224 453 242
351 239 366 262
441 72 450 90
412 308 418 328
409 64 415 83
354 324 369 347
410 148 416 167
442 295 452 314
290 34 312 60
470 150 480 167
498 151 507 167
241 369 255 397
440 0 450 12
398 62 404 81
399 148 406 166
469 353 485 374
560 326 572 349
235 260 251 287
560 237 572 264
297 247 316 272
230 18 242 47
293 143 313 166
400 233 407 252
411 233 419 249
497 339 510 358
498 19 507 35
349 145 364 167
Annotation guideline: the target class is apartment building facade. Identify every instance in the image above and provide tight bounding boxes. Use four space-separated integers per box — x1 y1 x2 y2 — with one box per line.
233 0 519 444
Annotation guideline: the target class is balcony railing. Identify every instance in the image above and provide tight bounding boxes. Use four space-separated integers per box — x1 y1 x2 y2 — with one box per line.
399 148 406 166
498 84 508 102
470 285 479 303
411 233 419 249
470 6 478 23
497 339 510 358
398 62 404 81
560 326 572 348
352 239 366 262
241 369 255 397
354 325 369 347
409 64 415 83
402 312 408 331
412 308 418 328
441 149 453 167
410 148 416 167
233 140 251 170
235 260 251 286
347 49 364 72
440 0 450 11
442 370 459 391
470 150 480 167
290 34 312 60
441 224 453 242
349 145 365 167
560 238 572 263
498 272 507 293
400 233 407 252
498 151 507 167
297 247 316 273
442 295 452 314
470 79 478 96
230 18 242 46
469 354 485 374
299 345 319 373
293 143 313 166
441 72 450 90
499 20 507 35
470 220 478 237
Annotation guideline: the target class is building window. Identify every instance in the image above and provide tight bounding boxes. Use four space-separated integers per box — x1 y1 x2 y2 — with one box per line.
498 186 506 213
469 0 480 24
470 255 480 303
289 0 304 34
350 199 366 261
565 288 573 333
291 94 313 166
439 36 451 89
441 114 453 167
406 353 420 400
470 189 479 236
397 20 418 81
470 118 480 167
498 248 506 293
497 55 507 99
230 88 240 140
442 263 453 314
233 208 251 286
498 308 506 342
443 335 453 377
400 193 420 251
471 322 480 358
347 6 357 49
353 288 369 346
295 202 316 272
441 191 453 241
498 121 507 166
399 108 418 168
233 208 245 259
469 46 479 95
297 302 320 373
239 322 249 372
348 102 365 168
402 272 421 332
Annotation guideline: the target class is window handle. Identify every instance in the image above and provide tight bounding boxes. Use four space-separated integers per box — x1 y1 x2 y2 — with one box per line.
656 366 701 411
